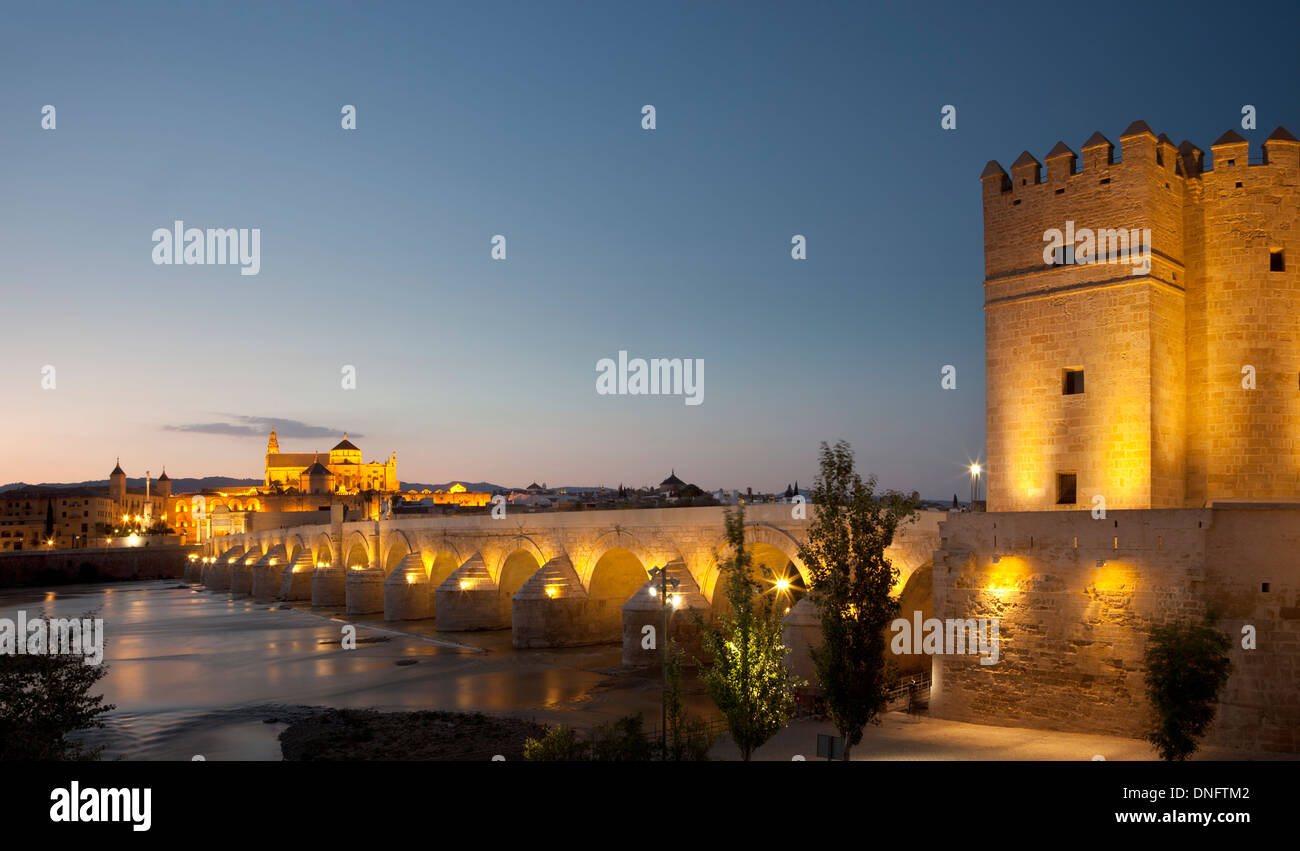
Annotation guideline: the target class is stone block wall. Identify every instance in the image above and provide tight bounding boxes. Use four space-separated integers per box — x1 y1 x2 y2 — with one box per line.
931 507 1300 752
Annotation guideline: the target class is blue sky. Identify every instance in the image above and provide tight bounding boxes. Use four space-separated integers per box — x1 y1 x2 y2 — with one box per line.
2 1 1297 497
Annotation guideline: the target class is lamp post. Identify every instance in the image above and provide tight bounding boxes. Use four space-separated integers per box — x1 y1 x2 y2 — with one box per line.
969 463 981 508
647 564 680 757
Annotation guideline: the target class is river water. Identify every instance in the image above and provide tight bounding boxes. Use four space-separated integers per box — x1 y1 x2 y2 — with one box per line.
0 580 697 760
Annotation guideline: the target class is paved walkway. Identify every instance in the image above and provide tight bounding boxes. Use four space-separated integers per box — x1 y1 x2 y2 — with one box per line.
707 712 1290 761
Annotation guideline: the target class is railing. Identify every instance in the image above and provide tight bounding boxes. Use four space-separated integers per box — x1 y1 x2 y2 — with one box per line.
887 673 932 712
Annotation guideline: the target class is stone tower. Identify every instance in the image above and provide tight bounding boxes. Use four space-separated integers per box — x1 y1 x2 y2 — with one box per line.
109 458 126 504
156 467 172 499
981 122 1299 511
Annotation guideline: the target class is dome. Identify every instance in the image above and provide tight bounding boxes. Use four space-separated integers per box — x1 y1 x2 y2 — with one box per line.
332 433 360 452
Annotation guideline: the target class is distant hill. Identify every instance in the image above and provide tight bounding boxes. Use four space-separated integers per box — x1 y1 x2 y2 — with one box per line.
0 477 263 494
402 481 510 493
1 478 511 495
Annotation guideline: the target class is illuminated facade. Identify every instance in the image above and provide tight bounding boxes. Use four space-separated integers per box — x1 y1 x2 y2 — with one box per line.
264 431 399 494
982 123 1300 511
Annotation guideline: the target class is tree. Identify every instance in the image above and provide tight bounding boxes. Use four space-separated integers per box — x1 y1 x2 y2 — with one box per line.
44 499 54 540
663 641 715 760
0 612 115 760
696 504 800 760
798 440 919 760
1144 617 1232 761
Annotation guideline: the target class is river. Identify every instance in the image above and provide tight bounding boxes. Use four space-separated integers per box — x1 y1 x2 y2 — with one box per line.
0 580 703 760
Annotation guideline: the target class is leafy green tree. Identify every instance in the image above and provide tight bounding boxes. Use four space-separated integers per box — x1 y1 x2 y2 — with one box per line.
663 641 715 760
589 714 651 761
523 724 585 761
0 612 114 760
1144 617 1232 761
798 440 919 760
697 505 800 760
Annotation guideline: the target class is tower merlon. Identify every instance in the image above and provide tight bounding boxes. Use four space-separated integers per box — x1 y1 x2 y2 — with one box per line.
1080 131 1114 172
980 160 1010 197
1263 126 1299 168
1009 150 1041 188
1118 120 1157 166
1044 141 1077 183
1210 128 1249 170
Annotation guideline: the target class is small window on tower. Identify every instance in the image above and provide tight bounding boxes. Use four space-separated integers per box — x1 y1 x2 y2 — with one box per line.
1271 249 1285 272
1063 368 1085 395
1056 473 1078 505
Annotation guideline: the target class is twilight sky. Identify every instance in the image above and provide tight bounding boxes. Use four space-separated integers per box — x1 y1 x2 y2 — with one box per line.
2 1 1297 497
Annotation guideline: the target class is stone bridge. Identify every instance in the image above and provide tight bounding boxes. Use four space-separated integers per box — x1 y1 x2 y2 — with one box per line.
191 504 943 665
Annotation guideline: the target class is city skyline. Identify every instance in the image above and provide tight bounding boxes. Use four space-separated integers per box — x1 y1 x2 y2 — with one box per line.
4 1 1297 499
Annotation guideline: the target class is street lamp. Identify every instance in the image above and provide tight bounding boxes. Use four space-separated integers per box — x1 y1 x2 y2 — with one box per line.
647 564 680 757
969 463 982 508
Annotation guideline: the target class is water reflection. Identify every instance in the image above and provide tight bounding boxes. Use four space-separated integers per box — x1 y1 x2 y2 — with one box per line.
0 580 651 761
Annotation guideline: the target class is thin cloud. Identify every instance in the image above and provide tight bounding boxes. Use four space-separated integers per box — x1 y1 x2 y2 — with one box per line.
163 415 360 440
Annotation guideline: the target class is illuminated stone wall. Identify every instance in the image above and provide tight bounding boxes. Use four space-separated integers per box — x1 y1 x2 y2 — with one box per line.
982 125 1299 511
930 508 1300 753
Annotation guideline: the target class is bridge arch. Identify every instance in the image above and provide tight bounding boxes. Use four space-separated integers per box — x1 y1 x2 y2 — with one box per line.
286 534 307 564
311 532 334 566
419 537 465 585
489 534 549 585
587 546 650 606
497 546 545 601
703 522 809 606
343 530 371 568
382 530 417 574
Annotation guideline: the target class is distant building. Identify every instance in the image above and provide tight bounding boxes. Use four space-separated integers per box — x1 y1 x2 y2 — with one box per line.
265 431 398 494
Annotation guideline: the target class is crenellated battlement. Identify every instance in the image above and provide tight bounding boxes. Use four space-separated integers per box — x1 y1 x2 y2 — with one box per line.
982 122 1299 198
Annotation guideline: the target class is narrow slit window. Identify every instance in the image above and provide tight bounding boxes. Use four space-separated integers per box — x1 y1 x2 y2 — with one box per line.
1271 249 1285 272
1063 368 1085 395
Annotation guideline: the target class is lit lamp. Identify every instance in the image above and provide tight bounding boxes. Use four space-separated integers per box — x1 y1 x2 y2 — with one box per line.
647 564 681 754
969 463 982 507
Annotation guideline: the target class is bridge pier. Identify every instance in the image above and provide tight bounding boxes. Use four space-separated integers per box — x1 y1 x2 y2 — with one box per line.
780 597 822 684
384 553 433 621
229 551 259 596
208 549 240 591
311 563 347 607
204 547 241 589
434 553 506 630
346 566 385 615
183 557 202 583
621 561 710 667
513 555 623 648
251 546 286 601
278 553 315 601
